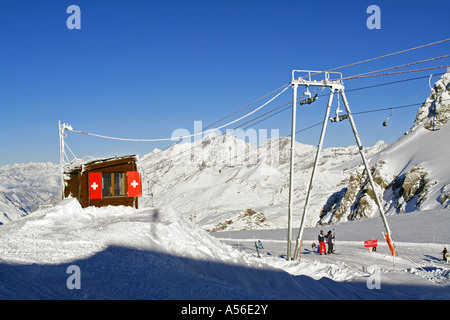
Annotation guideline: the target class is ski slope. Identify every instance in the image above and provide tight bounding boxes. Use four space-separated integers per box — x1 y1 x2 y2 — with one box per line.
0 198 448 299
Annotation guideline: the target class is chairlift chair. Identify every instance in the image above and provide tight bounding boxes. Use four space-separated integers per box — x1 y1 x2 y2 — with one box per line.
383 108 393 127
329 94 348 122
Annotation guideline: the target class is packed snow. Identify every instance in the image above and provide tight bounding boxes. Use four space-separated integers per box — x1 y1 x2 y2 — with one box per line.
0 197 448 299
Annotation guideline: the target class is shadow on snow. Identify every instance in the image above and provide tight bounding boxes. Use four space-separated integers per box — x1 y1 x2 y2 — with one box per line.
0 245 447 300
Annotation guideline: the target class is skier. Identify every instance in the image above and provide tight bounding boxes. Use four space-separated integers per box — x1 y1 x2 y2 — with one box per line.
257 240 263 249
442 247 448 262
318 230 327 255
326 230 335 254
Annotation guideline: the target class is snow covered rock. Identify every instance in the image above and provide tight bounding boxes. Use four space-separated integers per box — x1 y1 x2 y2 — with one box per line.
412 71 450 131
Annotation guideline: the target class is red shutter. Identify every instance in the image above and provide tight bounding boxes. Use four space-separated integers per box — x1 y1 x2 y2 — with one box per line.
127 171 142 198
89 172 102 199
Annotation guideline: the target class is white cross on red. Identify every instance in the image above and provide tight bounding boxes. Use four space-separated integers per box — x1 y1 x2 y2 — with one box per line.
131 180 139 188
91 182 99 190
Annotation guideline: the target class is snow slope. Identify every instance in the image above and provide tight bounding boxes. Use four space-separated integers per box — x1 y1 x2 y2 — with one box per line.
0 198 448 300
377 71 450 213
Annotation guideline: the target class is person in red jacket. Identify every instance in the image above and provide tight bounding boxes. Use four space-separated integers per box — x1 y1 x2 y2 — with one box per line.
318 230 327 255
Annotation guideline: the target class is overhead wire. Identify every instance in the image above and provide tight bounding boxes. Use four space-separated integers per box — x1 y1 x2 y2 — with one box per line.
202 82 291 131
66 38 449 144
306 38 450 79
341 54 450 80
68 84 290 142
343 65 450 80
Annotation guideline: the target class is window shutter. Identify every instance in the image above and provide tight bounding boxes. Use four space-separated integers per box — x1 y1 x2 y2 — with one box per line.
127 171 142 198
89 172 102 199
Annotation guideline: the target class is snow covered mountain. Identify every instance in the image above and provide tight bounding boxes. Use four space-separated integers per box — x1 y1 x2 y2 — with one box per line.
137 133 387 231
0 162 60 225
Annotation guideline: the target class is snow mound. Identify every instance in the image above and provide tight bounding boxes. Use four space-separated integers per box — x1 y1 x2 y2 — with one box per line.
1 198 241 265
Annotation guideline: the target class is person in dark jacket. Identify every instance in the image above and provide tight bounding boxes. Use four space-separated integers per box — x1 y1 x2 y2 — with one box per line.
318 230 327 255
326 230 335 254
442 247 448 261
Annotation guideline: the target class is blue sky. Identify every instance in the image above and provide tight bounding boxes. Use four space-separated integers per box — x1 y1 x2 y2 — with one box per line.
0 0 449 165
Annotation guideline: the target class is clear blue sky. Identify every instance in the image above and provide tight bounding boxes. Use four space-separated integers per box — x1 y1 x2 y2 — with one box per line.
0 0 449 165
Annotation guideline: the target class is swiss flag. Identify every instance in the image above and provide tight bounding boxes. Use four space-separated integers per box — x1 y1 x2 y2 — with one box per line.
89 172 102 199
127 171 142 198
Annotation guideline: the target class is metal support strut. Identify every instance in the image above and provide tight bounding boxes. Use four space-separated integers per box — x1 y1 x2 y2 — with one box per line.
286 83 298 260
293 86 336 260
59 120 66 200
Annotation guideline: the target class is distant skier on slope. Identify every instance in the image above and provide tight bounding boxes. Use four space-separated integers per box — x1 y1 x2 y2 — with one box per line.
442 247 448 262
318 230 327 255
257 240 263 249
326 230 335 254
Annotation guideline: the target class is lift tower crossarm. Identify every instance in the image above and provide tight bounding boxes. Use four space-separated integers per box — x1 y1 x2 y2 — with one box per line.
291 70 345 91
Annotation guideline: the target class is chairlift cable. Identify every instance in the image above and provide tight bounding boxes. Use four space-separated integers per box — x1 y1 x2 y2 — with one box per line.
65 39 450 144
307 38 450 79
342 54 450 80
68 84 290 142
202 82 291 131
67 42 450 143
342 65 450 80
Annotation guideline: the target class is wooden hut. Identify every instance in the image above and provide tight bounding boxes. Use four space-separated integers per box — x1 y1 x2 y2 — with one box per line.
63 155 142 208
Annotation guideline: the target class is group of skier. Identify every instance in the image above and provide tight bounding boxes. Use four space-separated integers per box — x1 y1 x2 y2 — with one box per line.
317 230 334 255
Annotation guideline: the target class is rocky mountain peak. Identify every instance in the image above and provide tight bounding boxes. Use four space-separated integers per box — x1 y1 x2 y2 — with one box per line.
412 70 450 131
